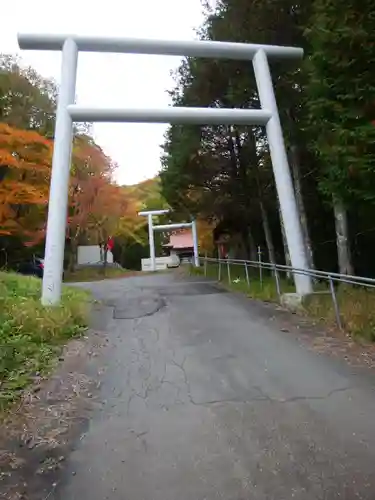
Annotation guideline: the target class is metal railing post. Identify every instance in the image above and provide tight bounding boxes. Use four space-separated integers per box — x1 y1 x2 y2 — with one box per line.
244 262 250 288
273 264 281 299
218 259 222 281
204 253 208 277
328 276 343 330
227 259 231 283
258 246 263 289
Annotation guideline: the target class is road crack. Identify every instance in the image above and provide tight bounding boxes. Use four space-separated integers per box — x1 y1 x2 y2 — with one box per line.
164 359 356 407
190 386 357 407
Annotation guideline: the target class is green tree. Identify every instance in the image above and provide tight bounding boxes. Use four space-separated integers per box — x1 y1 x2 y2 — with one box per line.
0 55 57 136
161 0 308 263
304 0 375 274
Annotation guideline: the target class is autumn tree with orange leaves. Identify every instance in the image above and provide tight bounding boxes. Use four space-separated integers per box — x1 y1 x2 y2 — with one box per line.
0 123 52 240
66 136 141 270
0 56 149 270
89 180 133 267
65 137 115 270
0 120 142 269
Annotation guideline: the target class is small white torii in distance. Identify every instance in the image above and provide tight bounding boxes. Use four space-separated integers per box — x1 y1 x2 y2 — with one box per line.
138 209 199 271
17 33 313 304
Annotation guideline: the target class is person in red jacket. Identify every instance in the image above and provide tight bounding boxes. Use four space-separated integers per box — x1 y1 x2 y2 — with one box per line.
107 236 114 252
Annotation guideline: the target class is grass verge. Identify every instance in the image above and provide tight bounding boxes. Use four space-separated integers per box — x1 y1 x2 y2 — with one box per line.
191 262 295 301
191 262 375 342
63 266 134 282
0 271 91 410
304 287 375 341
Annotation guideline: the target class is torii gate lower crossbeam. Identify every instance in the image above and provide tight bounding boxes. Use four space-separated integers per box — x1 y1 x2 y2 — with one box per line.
17 33 312 305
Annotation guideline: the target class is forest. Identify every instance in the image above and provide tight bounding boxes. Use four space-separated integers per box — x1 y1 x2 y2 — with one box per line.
0 51 215 272
161 0 375 277
1 0 375 278
0 55 166 271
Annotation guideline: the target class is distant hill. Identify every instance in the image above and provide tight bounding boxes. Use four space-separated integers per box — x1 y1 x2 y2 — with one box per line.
121 177 168 211
121 176 214 253
122 177 160 199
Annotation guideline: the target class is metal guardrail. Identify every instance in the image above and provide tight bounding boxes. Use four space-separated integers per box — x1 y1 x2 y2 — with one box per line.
200 255 375 331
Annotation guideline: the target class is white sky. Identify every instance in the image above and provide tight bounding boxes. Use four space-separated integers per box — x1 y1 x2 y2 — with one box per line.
1 0 205 185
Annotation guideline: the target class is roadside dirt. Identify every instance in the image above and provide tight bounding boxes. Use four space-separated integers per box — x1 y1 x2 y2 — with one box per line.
254 297 375 371
0 326 109 500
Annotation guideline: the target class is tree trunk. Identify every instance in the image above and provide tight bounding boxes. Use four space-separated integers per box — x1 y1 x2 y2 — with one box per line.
259 200 276 265
247 229 257 262
278 202 292 278
103 247 108 272
289 145 314 270
333 196 353 275
120 245 126 268
98 243 107 274
233 127 257 263
69 240 77 272
240 233 249 260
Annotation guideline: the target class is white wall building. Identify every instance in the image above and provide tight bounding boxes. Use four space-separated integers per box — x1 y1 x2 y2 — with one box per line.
77 245 114 266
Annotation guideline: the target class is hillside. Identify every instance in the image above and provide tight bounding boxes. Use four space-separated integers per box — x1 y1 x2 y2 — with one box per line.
121 177 168 212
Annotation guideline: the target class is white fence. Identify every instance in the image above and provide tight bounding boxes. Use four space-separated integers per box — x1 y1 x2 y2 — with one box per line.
141 256 176 271
77 245 114 266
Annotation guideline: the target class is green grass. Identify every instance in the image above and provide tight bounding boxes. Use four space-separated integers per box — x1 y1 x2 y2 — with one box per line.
192 262 375 341
64 266 135 282
192 261 295 301
0 272 91 409
304 286 375 341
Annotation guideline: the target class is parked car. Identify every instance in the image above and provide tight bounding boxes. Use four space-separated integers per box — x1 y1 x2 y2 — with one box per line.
17 256 44 278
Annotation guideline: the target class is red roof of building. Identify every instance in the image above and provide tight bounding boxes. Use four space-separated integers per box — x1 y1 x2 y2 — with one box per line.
163 229 194 249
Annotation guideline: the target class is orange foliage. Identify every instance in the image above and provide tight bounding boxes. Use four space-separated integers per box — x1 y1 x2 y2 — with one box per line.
0 123 52 238
67 138 139 260
89 179 138 244
67 138 120 246
72 136 114 179
197 218 215 253
67 140 113 244
0 123 138 255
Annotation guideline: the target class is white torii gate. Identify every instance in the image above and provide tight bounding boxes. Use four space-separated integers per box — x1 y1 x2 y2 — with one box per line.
17 33 312 305
138 209 170 272
138 209 199 271
154 221 199 270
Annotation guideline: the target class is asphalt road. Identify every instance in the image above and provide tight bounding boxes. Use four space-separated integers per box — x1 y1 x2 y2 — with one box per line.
56 272 375 500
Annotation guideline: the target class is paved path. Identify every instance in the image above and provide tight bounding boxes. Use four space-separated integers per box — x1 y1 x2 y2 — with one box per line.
56 272 375 499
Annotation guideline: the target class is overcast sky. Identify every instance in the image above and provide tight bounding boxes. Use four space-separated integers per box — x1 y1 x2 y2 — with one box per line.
1 0 205 185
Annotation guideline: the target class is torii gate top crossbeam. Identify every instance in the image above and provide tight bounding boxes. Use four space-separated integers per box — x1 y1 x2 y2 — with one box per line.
17 34 303 60
138 209 170 217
